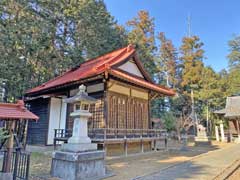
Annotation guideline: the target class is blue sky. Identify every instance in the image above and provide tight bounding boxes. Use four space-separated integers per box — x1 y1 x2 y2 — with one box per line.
105 0 240 72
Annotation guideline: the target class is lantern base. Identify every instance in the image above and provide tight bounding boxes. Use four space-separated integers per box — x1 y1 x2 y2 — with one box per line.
51 150 106 180
61 143 97 153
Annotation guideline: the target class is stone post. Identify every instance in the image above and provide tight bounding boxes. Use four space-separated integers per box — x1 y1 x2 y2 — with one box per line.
215 125 219 142
61 110 96 152
220 122 225 142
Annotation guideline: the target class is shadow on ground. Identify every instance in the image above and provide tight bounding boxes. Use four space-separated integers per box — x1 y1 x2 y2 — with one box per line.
134 161 209 180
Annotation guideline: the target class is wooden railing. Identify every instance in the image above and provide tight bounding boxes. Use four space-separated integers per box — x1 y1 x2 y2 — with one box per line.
88 128 167 140
53 129 72 149
54 129 72 139
53 128 167 144
53 128 168 155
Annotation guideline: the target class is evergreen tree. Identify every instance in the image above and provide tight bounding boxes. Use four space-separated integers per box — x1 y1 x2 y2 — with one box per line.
0 0 126 101
179 35 205 96
227 35 240 70
126 10 157 77
227 35 240 95
157 32 178 88
66 0 127 59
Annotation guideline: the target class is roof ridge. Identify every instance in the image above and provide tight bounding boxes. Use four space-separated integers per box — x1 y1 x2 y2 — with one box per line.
95 46 135 71
95 47 128 70
80 46 129 67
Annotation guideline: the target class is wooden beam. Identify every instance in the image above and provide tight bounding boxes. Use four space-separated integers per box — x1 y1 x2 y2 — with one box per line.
141 136 144 153
103 80 108 128
4 120 16 173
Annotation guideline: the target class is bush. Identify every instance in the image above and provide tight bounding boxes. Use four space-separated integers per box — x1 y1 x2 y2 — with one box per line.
161 111 176 132
0 128 9 147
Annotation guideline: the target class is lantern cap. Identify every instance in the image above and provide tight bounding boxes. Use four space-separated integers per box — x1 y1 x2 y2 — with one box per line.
64 85 97 104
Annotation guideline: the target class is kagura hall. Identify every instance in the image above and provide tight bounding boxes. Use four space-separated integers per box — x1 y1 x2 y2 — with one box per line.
25 45 175 156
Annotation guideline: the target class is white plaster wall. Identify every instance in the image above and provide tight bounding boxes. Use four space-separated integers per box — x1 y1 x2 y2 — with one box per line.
118 61 144 78
47 97 67 145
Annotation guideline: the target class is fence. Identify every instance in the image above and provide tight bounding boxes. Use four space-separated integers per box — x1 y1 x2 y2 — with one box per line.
1 150 30 180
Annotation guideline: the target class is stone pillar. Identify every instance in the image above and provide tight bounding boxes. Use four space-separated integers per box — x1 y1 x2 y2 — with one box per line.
220 123 225 142
215 125 219 142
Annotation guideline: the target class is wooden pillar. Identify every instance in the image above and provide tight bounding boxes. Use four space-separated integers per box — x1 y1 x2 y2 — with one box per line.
4 120 16 172
228 120 232 142
236 119 240 140
124 137 127 156
140 136 144 153
23 120 29 149
103 80 108 129
103 129 107 156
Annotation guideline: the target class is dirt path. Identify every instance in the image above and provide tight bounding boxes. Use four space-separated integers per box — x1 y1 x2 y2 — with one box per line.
105 142 231 180
135 143 240 180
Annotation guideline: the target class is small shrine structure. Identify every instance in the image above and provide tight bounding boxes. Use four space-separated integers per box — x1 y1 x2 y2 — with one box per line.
0 100 38 175
214 96 240 142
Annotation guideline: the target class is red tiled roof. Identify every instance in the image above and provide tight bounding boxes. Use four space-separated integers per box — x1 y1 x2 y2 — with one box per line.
27 46 135 94
26 45 175 96
108 69 175 96
0 100 39 120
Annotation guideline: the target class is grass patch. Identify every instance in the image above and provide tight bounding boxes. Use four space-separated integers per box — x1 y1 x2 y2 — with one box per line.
30 152 51 177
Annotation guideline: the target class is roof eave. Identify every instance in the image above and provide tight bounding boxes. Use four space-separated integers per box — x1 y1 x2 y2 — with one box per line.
25 74 104 97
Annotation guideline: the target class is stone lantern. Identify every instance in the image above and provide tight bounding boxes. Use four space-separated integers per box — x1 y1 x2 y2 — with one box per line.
61 84 97 152
51 84 106 180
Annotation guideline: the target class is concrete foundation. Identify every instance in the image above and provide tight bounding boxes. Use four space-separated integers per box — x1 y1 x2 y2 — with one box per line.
51 150 106 180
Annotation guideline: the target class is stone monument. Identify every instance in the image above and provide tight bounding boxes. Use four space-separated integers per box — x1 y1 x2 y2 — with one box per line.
194 124 211 145
51 85 106 180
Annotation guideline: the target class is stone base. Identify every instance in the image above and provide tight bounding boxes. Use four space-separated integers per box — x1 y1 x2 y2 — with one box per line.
232 137 240 143
0 172 13 180
61 143 97 152
194 137 210 142
195 135 211 146
51 150 106 180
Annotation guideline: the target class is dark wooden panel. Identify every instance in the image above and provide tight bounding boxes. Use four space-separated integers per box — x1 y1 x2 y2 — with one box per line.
107 91 149 129
27 98 50 145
